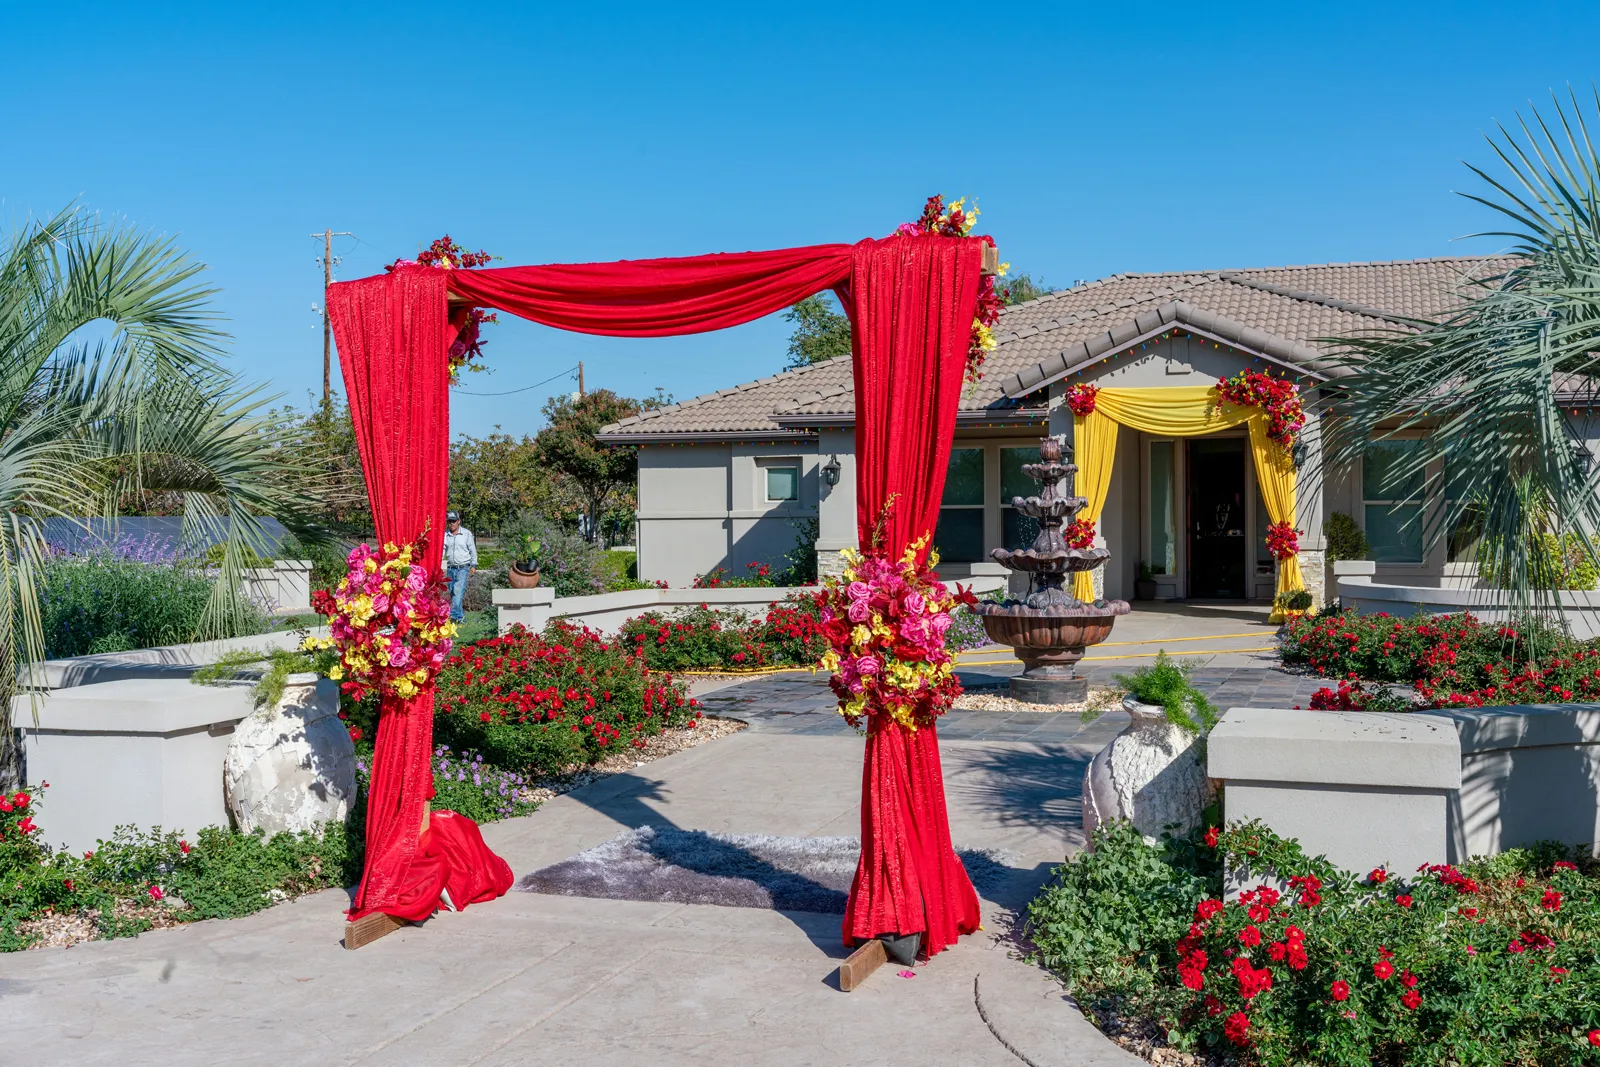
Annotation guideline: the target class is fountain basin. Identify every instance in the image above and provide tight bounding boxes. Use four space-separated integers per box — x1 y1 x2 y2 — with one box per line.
989 546 1109 573
974 598 1131 703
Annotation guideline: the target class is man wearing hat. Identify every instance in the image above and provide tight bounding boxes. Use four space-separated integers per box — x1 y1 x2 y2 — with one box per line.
442 510 478 623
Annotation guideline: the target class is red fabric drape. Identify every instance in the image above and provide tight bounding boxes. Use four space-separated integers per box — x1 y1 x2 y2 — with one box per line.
329 237 984 952
442 244 853 336
327 264 511 922
841 236 985 957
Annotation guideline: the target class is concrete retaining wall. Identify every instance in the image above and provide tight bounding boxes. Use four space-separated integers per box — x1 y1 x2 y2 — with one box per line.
1209 703 1600 873
13 680 255 851
1335 561 1600 639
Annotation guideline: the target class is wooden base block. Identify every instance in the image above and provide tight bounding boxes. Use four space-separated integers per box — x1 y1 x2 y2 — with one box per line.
980 243 1000 275
837 938 888 991
343 911 409 950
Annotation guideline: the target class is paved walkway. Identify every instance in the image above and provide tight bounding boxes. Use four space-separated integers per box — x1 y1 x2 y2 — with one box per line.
0 603 1317 1067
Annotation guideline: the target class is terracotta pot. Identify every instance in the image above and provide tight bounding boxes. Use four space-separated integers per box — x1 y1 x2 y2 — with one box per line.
508 563 541 589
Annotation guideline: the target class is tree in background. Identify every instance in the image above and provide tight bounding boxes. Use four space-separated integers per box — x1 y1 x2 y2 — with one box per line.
448 430 562 534
782 293 852 368
1000 272 1052 305
533 388 668 544
266 395 371 534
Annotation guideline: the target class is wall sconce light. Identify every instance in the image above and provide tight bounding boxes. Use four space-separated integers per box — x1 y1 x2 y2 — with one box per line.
822 455 842 487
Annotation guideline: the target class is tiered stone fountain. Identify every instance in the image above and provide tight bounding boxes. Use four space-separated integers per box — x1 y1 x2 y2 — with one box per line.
974 436 1131 703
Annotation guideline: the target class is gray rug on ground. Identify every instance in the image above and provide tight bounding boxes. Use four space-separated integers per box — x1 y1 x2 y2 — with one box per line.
516 827 1017 914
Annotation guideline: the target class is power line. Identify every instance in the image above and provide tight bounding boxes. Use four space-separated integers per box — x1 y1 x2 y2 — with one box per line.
453 365 580 397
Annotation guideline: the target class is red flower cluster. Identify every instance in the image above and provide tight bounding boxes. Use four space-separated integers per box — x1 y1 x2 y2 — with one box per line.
1264 521 1300 561
897 195 1000 384
1215 369 1305 449
1063 518 1096 551
416 235 493 269
1066 382 1099 417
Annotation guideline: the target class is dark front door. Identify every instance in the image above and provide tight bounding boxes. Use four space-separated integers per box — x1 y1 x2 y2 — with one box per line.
1188 438 1247 599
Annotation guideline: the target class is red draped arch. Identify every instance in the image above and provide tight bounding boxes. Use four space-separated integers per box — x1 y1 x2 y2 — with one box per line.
328 234 984 957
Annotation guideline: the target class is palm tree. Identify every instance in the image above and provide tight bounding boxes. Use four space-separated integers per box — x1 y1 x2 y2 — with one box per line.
1329 88 1600 617
0 206 324 787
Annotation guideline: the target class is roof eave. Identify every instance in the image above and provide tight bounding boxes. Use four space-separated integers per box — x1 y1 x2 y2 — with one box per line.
999 300 1346 399
595 429 819 445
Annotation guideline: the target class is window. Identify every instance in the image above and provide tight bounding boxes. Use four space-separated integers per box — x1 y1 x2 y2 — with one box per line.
1254 487 1274 575
1363 439 1424 562
1148 441 1176 574
1444 458 1481 563
1000 446 1041 549
765 464 799 502
934 448 985 562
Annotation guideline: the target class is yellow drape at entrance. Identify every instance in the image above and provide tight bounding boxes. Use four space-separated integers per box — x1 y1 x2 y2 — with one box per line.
1068 385 1303 622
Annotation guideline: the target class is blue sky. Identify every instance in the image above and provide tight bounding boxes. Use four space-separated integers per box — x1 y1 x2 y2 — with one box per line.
7 2 1599 437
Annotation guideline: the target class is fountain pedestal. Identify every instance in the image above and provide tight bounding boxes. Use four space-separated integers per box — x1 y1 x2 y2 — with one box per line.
973 437 1129 703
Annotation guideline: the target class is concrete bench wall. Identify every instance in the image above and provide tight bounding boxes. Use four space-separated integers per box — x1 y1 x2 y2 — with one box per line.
14 680 255 853
493 573 1009 638
1210 703 1600 875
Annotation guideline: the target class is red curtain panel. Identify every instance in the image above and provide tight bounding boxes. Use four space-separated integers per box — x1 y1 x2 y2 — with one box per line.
841 236 985 957
328 238 983 946
326 264 511 922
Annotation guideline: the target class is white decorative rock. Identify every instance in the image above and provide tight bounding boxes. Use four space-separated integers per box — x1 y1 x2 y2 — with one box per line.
223 674 355 837
1082 696 1216 844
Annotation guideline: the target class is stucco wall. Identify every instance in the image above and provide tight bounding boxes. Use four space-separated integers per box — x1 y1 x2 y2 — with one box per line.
635 441 821 586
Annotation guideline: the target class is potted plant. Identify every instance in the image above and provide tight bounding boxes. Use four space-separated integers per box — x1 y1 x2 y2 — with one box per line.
508 534 542 589
1082 652 1218 844
1134 560 1158 601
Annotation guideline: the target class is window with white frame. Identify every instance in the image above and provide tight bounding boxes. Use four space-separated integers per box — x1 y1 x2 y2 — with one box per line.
1363 439 1425 563
763 462 799 502
934 447 985 562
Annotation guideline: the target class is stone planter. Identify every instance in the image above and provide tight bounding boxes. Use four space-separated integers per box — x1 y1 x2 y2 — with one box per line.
223 673 356 836
1082 695 1216 844
508 563 541 589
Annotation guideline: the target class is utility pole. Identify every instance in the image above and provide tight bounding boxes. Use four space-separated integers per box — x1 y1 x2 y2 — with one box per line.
311 230 354 409
578 360 585 397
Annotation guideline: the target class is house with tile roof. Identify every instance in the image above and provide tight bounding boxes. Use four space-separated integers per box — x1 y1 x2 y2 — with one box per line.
598 255 1546 602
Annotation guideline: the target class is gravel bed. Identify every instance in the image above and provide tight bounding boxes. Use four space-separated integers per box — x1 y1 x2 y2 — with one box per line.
951 686 1120 714
1081 1001 1218 1067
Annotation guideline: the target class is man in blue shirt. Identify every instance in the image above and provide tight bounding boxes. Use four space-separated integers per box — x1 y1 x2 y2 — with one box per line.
442 510 478 623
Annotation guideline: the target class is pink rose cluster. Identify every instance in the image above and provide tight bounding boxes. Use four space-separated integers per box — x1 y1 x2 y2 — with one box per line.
816 547 977 730
311 538 456 702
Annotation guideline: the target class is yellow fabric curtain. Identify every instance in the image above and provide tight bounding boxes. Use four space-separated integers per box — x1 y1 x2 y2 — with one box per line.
1067 385 1303 621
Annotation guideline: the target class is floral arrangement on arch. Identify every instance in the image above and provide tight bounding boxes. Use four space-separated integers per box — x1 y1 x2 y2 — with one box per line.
1265 521 1300 560
1066 383 1099 417
1216 369 1305 450
896 195 1004 385
1064 518 1097 550
308 538 457 701
815 536 976 731
389 235 498 379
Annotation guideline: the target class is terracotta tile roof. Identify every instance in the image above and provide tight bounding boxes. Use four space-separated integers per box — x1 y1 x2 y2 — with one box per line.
597 254 1520 440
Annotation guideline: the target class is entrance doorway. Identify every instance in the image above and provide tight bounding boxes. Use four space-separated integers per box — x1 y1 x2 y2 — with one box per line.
1187 437 1247 598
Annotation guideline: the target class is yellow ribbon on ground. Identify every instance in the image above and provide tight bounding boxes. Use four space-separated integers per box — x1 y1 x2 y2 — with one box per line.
1068 385 1302 621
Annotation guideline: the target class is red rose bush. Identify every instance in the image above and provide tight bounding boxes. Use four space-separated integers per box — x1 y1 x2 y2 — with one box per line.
1027 819 1600 1066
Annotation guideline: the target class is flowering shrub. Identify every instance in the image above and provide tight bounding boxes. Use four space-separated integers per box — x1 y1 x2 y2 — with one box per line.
693 561 777 588
1265 521 1300 561
1280 609 1600 707
426 621 702 773
423 746 538 823
309 539 456 701
816 541 974 730
1028 820 1600 1066
620 603 773 670
896 194 1001 383
1067 382 1100 416
1306 679 1415 713
1 783 362 950
618 592 828 672
1216 369 1305 450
